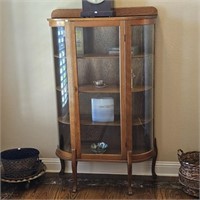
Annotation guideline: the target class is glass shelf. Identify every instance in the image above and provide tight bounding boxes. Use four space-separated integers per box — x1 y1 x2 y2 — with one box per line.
77 54 119 59
54 54 66 59
77 53 153 59
133 118 152 126
58 114 152 127
79 85 152 93
79 85 119 93
58 115 70 124
132 86 152 93
81 143 121 155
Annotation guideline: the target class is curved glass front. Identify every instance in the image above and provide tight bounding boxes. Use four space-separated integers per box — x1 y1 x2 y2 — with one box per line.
52 26 71 152
131 24 154 154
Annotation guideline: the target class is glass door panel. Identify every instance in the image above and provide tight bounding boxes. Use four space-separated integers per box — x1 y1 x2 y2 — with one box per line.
75 25 121 155
131 24 154 153
52 26 71 152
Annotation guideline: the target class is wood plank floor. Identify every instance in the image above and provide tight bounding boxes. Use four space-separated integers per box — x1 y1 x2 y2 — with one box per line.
1 173 196 199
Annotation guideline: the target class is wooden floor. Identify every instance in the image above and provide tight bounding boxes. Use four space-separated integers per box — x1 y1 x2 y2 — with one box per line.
1 173 196 199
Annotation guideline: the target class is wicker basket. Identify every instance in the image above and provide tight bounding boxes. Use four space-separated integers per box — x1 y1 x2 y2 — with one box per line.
177 149 200 198
1 148 39 179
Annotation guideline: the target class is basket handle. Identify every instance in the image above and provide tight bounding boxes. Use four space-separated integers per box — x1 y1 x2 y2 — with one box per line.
177 149 184 162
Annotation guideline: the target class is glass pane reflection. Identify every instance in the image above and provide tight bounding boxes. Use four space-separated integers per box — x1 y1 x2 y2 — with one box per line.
52 26 70 152
131 24 154 153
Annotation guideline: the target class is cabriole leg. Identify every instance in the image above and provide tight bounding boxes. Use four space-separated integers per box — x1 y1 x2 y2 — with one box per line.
152 138 158 179
59 159 65 175
72 149 77 193
127 151 133 195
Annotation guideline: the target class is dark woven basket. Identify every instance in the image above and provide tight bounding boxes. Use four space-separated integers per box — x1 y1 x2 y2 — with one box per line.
177 149 200 198
1 148 39 179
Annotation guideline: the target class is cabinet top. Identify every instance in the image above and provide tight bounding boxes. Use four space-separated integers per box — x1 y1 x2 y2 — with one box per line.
50 7 157 19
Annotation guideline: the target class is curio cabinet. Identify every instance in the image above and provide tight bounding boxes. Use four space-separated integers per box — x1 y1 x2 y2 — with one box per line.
48 7 158 194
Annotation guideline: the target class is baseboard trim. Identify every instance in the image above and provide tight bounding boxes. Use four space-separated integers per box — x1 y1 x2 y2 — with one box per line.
41 158 180 177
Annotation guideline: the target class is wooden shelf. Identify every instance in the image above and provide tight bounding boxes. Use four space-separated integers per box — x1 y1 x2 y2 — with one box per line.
81 119 120 126
81 114 120 126
79 85 152 93
58 115 70 124
132 86 152 93
58 114 152 127
56 86 69 92
133 118 152 126
81 143 121 155
58 114 120 126
81 141 122 156
132 54 153 58
54 54 66 59
56 86 61 91
53 53 152 60
77 53 153 59
78 54 119 59
79 85 119 93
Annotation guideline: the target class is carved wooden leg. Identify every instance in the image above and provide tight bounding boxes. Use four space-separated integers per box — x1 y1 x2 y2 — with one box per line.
152 138 158 179
72 149 77 193
59 159 65 175
127 151 133 195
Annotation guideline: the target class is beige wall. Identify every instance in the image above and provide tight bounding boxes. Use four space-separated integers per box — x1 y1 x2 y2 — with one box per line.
1 0 200 161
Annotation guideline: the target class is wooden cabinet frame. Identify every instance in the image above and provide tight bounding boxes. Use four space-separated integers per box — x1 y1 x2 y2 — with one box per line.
48 7 158 195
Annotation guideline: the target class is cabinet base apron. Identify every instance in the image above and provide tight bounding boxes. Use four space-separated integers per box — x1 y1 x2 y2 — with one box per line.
55 138 157 194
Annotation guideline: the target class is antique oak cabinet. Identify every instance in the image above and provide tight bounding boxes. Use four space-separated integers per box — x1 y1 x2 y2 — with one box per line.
48 7 158 194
